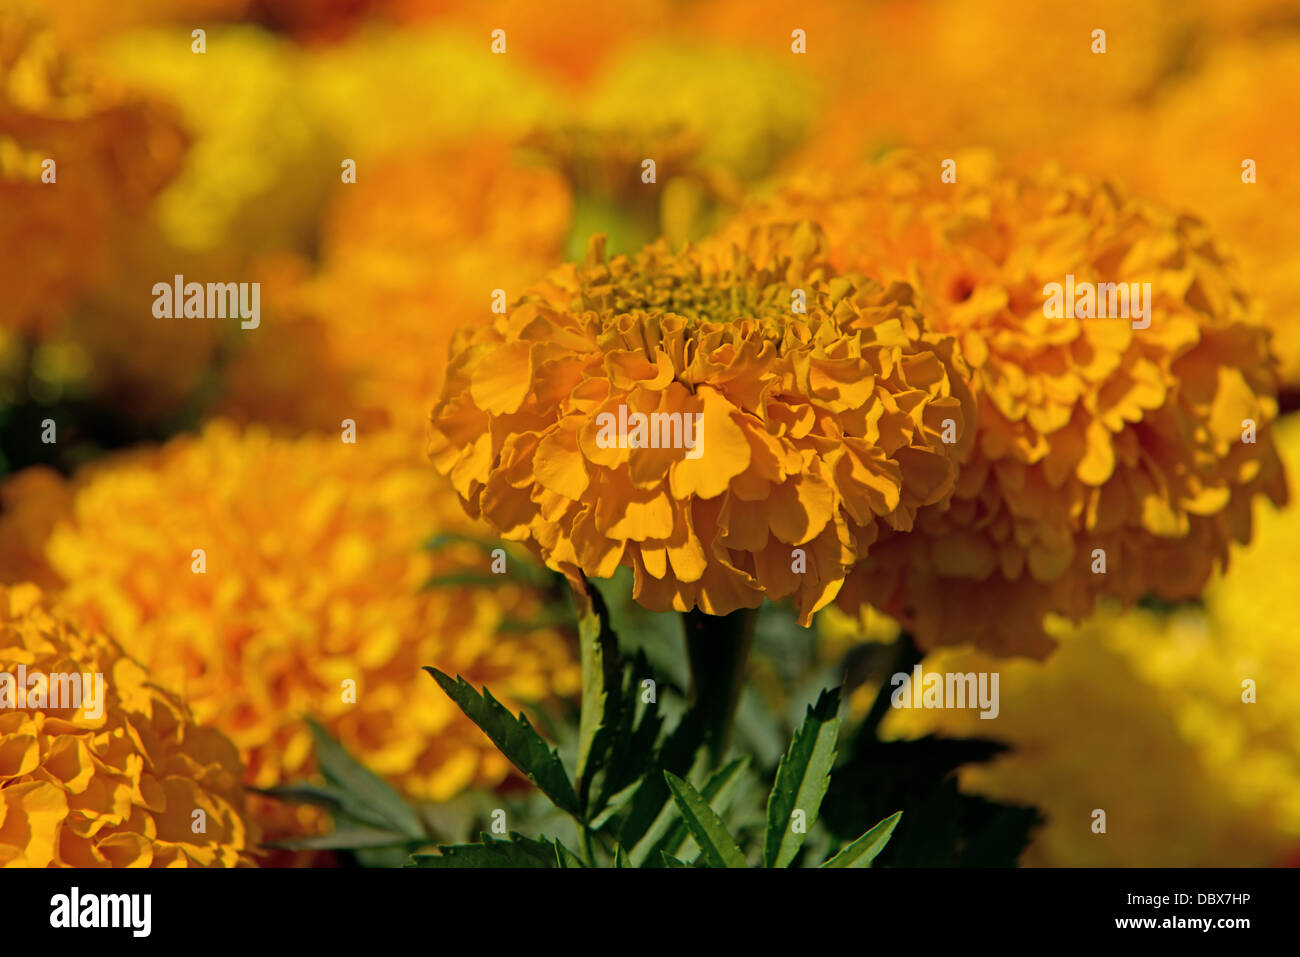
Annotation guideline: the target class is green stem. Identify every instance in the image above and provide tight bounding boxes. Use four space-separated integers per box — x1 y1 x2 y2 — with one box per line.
682 606 758 765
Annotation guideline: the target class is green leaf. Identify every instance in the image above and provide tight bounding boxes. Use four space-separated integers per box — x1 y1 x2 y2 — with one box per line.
614 845 631 868
554 839 586 868
663 771 747 868
303 718 426 840
408 832 557 868
574 580 620 806
764 687 841 868
424 668 581 818
660 851 692 868
821 810 902 868
590 652 666 814
266 826 415 852
658 757 749 862
619 710 705 856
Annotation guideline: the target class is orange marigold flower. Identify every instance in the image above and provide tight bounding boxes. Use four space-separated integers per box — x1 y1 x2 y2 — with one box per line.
1077 38 1300 388
0 466 70 589
219 141 572 437
728 151 1288 655
429 225 975 625
0 7 185 339
37 423 580 810
1 583 257 867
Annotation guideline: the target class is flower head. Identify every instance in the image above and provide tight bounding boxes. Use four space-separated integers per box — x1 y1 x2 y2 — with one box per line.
217 141 572 437
0 7 184 338
430 224 974 624
728 152 1288 655
1 583 256 867
39 423 580 808
98 25 336 256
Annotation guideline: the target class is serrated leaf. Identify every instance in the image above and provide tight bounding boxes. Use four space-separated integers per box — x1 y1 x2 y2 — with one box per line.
821 810 902 868
658 757 749 862
574 580 619 806
408 832 557 868
554 839 585 868
588 778 639 831
425 668 581 818
304 718 426 840
764 687 841 868
663 771 747 868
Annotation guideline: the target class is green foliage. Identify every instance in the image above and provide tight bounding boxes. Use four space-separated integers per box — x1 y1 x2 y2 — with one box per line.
256 717 430 853
424 667 581 818
764 688 840 867
406 579 902 868
265 581 1037 868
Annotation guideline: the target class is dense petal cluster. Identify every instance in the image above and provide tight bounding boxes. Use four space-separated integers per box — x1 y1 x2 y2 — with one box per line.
0 7 184 338
35 423 580 808
860 414 1300 863
1 583 256 867
727 152 1288 655
430 225 974 624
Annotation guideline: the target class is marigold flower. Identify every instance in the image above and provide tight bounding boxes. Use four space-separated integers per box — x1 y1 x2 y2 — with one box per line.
429 224 975 624
388 0 673 86
39 423 580 809
0 8 185 338
787 0 1189 175
1081 38 1300 388
882 470 1300 870
728 152 1288 655
0 466 70 589
0 582 257 867
25 0 252 48
100 25 334 254
301 25 560 162
218 142 572 437
580 41 815 183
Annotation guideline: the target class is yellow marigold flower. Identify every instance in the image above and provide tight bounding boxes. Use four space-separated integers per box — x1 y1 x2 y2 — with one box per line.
1089 38 1300 388
882 577 1300 866
429 225 975 625
25 0 251 48
0 8 184 338
301 25 560 162
99 26 334 254
787 0 1190 172
581 41 815 183
389 0 673 86
218 141 572 437
40 423 580 808
729 152 1289 655
0 467 70 589
0 583 257 867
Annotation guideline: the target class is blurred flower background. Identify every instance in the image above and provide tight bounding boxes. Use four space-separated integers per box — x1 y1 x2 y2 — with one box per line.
2 0 1298 867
